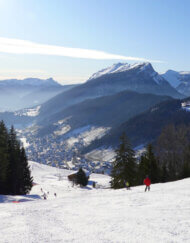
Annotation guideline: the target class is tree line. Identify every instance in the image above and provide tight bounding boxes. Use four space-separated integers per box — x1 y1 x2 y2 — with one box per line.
0 121 33 195
111 124 190 189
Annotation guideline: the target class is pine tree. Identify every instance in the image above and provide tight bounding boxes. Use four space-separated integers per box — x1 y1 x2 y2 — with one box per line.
181 144 190 179
138 154 149 185
19 148 33 194
0 121 9 194
181 162 190 179
7 126 21 194
0 123 33 195
156 124 190 181
7 126 33 195
110 133 137 189
138 144 160 184
161 162 169 182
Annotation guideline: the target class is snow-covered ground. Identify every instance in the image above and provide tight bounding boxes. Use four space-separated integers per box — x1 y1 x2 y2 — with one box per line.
0 162 190 242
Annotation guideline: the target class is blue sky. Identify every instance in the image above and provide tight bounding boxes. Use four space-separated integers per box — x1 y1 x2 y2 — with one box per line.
0 0 189 84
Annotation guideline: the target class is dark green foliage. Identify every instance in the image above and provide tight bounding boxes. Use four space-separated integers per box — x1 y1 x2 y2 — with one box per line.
110 123 190 188
18 148 33 194
0 121 9 194
76 168 89 187
111 123 190 188
138 144 160 184
181 143 190 178
137 124 190 185
156 124 190 181
160 163 169 182
155 124 190 182
110 133 137 189
181 162 190 178
0 121 33 195
7 126 21 194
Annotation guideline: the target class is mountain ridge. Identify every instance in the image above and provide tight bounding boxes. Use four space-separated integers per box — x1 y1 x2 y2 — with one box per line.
37 62 183 122
162 69 190 96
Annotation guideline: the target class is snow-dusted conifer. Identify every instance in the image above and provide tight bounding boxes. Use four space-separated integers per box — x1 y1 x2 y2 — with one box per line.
110 133 137 189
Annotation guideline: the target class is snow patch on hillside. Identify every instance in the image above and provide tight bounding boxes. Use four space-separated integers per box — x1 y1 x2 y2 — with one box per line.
181 102 190 112
85 148 116 162
66 126 110 147
54 125 71 136
15 106 41 117
20 137 30 148
53 117 71 125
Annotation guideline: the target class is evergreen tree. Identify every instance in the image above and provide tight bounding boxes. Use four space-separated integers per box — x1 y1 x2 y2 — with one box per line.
138 153 149 185
19 148 33 194
0 122 33 195
156 124 190 181
181 144 190 179
181 162 190 179
7 126 33 195
0 121 9 194
110 133 137 189
138 144 160 184
7 126 21 194
160 162 169 182
76 168 88 186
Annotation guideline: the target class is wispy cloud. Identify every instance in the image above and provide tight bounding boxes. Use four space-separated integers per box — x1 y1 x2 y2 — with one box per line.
0 37 162 63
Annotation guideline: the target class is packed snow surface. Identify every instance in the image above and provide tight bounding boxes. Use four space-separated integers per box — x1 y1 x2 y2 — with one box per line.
0 161 190 242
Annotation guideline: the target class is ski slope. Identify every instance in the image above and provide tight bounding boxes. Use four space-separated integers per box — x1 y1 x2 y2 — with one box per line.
0 162 190 243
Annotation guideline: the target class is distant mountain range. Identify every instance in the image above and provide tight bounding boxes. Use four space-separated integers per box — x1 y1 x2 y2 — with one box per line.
162 70 190 96
36 62 183 122
0 62 189 169
0 77 76 111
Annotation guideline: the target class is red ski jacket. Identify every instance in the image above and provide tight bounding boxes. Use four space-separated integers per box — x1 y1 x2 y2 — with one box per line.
144 178 151 186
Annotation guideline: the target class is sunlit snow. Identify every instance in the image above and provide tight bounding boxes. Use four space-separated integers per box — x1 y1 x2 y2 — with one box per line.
0 161 190 242
15 106 41 117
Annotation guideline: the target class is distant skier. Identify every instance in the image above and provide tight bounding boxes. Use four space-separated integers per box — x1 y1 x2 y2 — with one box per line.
144 176 151 192
42 192 47 200
54 193 57 197
125 181 130 190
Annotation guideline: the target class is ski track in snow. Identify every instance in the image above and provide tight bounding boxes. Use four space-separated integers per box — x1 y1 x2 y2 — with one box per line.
0 161 190 243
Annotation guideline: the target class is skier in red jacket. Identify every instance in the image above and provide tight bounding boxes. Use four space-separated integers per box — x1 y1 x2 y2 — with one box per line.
144 176 151 192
